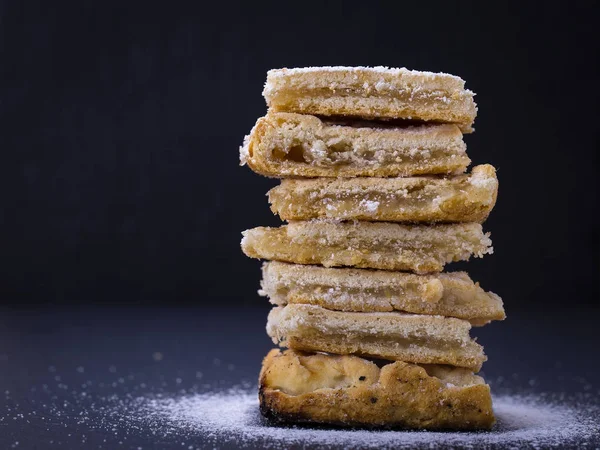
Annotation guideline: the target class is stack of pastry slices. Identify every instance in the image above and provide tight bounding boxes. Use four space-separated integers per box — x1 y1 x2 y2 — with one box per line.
240 66 505 430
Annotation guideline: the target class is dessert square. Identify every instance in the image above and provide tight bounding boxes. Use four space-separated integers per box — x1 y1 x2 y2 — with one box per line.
266 304 486 370
260 349 495 429
260 261 505 325
268 164 497 223
242 221 493 274
263 66 477 132
241 112 470 177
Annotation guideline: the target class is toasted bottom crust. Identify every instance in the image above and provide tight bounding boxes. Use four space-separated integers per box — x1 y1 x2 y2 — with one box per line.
259 349 495 429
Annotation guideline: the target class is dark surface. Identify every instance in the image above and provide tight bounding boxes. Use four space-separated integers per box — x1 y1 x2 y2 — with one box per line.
1 305 599 449
1 1 599 307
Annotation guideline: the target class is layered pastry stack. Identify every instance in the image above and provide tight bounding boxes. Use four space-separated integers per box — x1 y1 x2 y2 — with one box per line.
240 67 505 430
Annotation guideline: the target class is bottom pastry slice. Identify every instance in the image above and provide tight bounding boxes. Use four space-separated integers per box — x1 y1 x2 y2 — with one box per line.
259 349 495 429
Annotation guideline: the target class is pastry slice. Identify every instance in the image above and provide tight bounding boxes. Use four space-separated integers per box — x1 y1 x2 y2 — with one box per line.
263 66 477 132
259 349 495 429
241 221 492 274
268 164 497 223
260 261 505 326
266 304 486 370
240 112 470 177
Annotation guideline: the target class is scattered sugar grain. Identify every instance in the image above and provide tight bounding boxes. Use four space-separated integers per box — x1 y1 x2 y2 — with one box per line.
114 387 599 449
4 377 598 449
359 199 380 213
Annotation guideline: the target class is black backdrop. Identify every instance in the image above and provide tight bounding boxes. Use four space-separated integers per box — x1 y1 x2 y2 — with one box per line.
1 1 598 309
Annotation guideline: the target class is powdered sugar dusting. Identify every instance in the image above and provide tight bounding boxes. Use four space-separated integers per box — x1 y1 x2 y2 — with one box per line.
117 387 599 449
267 66 464 82
5 376 597 449
239 134 250 165
359 199 380 213
470 170 497 190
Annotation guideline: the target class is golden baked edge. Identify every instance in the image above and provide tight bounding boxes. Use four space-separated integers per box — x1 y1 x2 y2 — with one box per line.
259 349 495 430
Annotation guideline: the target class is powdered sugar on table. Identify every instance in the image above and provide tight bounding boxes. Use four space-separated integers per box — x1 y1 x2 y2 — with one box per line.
115 387 599 449
4 375 598 449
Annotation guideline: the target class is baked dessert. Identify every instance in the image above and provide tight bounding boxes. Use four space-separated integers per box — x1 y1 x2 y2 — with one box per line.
263 66 477 132
268 164 497 223
241 221 493 274
240 65 504 431
260 261 505 325
259 349 495 429
240 112 470 177
266 304 486 370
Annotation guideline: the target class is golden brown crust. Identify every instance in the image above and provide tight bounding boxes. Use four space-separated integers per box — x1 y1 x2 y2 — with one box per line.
259 349 495 429
268 164 498 223
260 261 506 325
240 112 470 178
263 67 477 132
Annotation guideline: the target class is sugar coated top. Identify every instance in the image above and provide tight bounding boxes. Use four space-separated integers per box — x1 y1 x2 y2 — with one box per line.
267 66 465 82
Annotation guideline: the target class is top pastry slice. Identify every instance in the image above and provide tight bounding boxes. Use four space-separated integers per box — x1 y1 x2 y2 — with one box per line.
263 66 477 132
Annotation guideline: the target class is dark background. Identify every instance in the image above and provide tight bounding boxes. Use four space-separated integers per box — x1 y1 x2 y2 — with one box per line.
1 1 598 309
